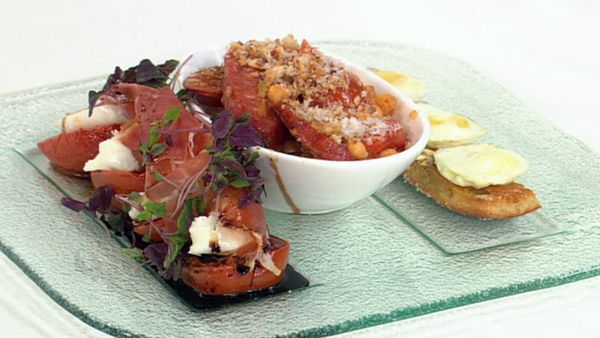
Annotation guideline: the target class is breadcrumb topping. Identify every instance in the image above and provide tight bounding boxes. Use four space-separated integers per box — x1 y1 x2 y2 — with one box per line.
230 35 400 144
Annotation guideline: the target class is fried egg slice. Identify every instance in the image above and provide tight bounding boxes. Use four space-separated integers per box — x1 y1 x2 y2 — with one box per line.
433 144 529 189
373 69 425 101
417 103 486 149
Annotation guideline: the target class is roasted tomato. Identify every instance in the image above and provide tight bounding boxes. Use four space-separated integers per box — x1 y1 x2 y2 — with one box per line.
277 104 354 160
91 170 145 195
363 122 407 156
184 66 224 106
37 124 120 176
222 52 289 149
181 236 289 295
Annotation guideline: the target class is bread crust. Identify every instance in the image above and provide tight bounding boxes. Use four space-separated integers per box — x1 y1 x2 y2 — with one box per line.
403 157 541 219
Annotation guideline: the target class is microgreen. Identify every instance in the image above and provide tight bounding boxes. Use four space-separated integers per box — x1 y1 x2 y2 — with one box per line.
121 247 144 263
135 200 166 222
139 106 181 163
61 185 132 236
164 197 204 268
88 59 179 116
208 111 266 207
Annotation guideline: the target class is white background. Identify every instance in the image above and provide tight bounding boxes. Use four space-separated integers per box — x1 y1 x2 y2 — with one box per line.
1 0 599 337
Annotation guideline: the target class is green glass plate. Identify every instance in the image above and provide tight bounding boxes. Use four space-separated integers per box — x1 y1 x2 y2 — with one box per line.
1 41 600 338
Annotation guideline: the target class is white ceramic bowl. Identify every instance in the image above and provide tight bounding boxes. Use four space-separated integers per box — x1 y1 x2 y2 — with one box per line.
177 44 430 214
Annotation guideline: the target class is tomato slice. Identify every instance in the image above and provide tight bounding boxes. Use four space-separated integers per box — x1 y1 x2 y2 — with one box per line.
277 104 354 160
37 124 120 176
91 170 145 195
181 236 290 295
184 66 224 106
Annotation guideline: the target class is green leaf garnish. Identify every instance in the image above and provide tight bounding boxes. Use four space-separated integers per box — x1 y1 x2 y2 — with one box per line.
162 197 202 269
128 192 141 202
139 106 181 163
163 107 180 125
142 231 152 243
122 247 144 263
135 200 166 222
149 143 168 157
230 178 250 188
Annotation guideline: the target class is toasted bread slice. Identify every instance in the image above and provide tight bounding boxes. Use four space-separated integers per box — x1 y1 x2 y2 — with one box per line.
403 156 541 219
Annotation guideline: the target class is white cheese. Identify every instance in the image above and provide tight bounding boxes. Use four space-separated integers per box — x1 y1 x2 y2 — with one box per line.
83 135 140 172
188 215 253 256
188 215 217 255
61 104 127 133
434 144 529 189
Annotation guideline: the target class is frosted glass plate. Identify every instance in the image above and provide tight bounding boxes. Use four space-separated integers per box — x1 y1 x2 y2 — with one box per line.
1 41 600 337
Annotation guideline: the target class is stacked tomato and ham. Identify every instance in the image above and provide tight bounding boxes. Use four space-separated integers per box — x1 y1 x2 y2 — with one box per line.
38 84 289 296
184 35 406 160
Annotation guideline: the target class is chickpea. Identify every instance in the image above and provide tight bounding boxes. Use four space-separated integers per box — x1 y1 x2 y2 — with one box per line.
376 93 397 115
348 140 368 160
379 148 398 157
267 84 289 104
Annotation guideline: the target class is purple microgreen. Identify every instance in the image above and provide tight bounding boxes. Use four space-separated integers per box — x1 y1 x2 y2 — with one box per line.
230 123 264 148
136 59 165 83
60 197 88 212
238 193 257 209
207 111 266 206
88 59 179 117
88 185 115 214
159 59 180 76
87 91 100 117
121 67 136 83
213 137 227 153
212 110 232 139
222 158 247 179
245 162 260 179
144 242 169 271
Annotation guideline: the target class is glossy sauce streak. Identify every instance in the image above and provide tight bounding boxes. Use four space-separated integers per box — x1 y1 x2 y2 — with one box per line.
268 158 301 214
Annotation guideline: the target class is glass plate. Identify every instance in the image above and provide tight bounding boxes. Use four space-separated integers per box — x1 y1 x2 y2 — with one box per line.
1 41 600 337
